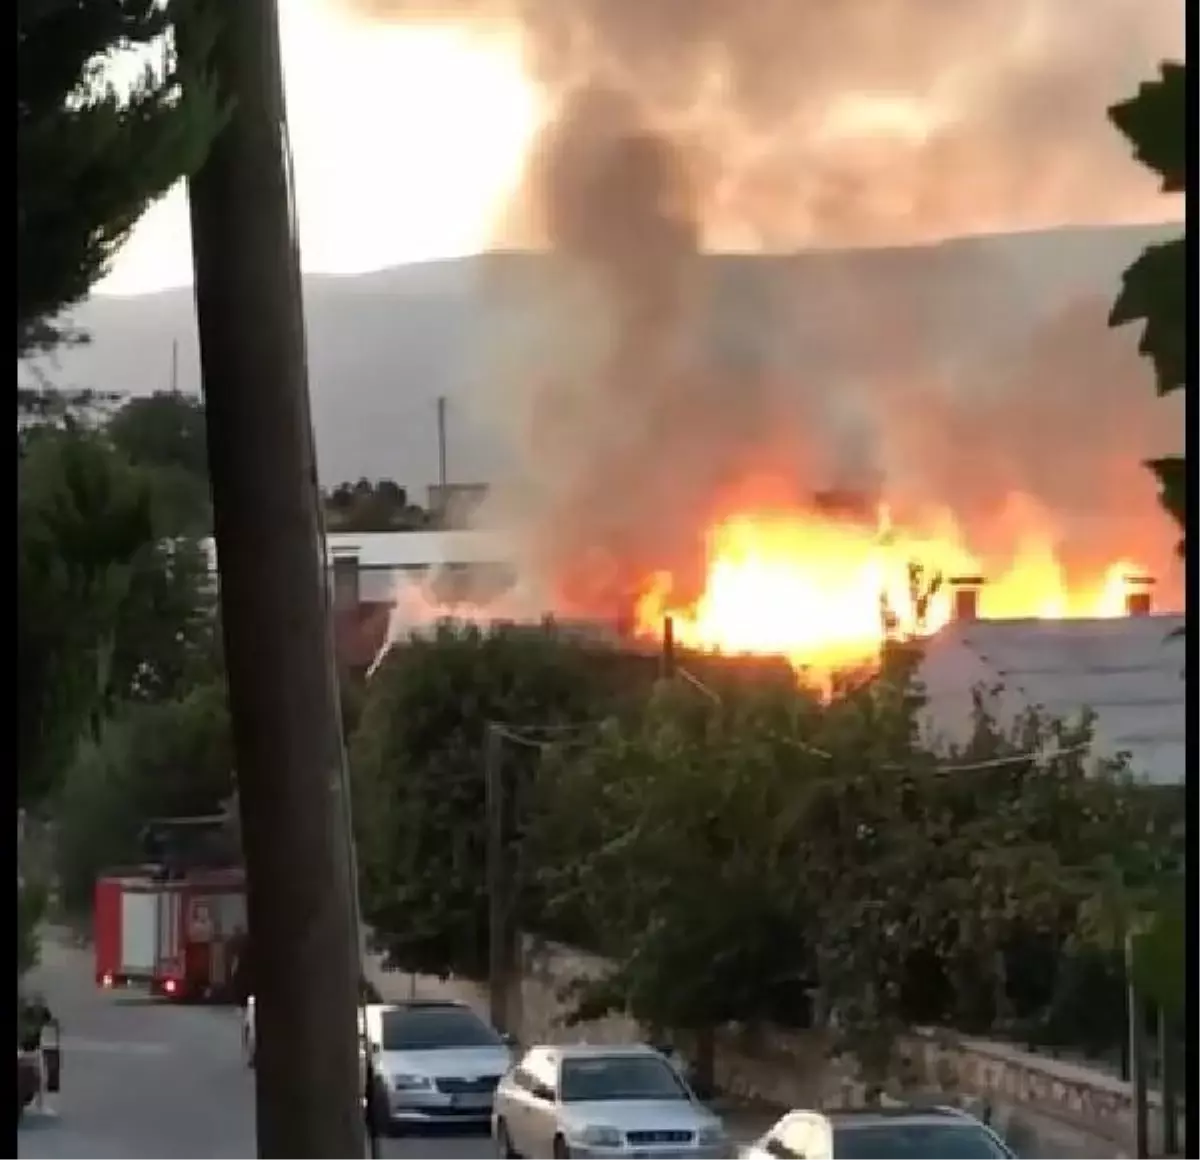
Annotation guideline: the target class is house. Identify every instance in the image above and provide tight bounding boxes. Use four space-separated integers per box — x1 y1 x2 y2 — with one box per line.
918 611 1186 785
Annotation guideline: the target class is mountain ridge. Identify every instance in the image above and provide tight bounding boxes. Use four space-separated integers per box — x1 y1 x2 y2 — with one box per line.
23 221 1180 486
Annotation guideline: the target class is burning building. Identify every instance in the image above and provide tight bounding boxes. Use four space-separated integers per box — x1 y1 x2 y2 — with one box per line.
340 0 1183 714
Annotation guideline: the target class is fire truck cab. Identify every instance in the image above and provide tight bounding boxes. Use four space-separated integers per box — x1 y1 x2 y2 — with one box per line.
94 815 246 1002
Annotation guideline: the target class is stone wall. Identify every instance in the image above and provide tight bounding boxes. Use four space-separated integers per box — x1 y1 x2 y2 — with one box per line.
370 938 1184 1159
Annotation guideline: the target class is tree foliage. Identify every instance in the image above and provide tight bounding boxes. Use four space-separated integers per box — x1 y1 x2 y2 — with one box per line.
350 625 626 981
54 680 233 916
325 477 431 532
108 391 212 534
351 631 1182 1083
17 0 223 355
1108 60 1187 553
18 423 218 809
529 665 1176 1083
18 427 157 805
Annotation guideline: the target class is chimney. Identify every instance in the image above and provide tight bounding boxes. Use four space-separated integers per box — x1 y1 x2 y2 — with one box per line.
949 575 985 622
331 550 360 613
1123 574 1155 617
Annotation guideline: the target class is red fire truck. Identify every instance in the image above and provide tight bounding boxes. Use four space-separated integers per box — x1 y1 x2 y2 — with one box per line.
93 815 246 1002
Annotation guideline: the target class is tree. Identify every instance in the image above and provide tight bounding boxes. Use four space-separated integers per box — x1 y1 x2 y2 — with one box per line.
108 391 213 534
18 427 158 807
325 477 428 532
1108 61 1187 553
54 680 233 916
1107 61 1187 1044
18 423 217 808
17 0 222 355
531 654 1182 1092
350 624 619 981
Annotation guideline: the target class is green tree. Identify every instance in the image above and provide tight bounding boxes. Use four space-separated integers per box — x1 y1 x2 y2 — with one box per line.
1108 61 1186 552
349 624 618 981
108 391 213 534
1107 61 1186 1033
54 680 233 916
18 428 158 806
533 656 1180 1091
17 0 222 355
18 425 218 807
325 477 428 532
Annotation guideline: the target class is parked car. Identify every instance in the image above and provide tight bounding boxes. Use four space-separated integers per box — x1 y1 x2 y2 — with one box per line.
741 1105 1016 1160
241 976 386 1067
363 1000 514 1133
492 1041 731 1158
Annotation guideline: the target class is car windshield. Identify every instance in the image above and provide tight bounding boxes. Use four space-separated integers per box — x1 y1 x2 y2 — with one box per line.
559 1055 689 1103
378 1007 502 1052
833 1123 1012 1159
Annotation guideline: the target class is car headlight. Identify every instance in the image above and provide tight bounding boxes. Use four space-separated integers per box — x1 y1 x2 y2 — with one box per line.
390 1073 433 1091
698 1125 730 1146
576 1124 624 1147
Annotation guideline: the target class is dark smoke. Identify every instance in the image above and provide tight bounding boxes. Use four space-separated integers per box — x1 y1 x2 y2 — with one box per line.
350 0 1184 615
354 0 1181 246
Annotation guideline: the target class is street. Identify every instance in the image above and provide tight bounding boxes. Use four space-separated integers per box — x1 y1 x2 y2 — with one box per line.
18 936 491 1159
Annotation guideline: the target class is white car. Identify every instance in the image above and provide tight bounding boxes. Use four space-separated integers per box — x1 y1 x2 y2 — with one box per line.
741 1105 1015 1160
363 1000 514 1132
492 1042 731 1158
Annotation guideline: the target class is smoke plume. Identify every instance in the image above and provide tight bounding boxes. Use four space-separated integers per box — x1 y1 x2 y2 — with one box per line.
350 0 1185 616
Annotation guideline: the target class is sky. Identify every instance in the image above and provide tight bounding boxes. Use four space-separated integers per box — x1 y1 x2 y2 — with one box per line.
98 0 542 296
97 0 1180 299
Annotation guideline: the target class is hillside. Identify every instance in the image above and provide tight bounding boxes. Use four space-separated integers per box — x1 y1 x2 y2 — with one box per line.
21 222 1179 486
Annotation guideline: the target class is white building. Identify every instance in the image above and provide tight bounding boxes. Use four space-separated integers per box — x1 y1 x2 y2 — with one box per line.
202 530 514 602
918 613 1187 785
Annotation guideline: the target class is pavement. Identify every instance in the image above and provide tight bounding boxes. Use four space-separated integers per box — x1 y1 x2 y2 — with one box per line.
17 935 493 1159
17 934 767 1159
21 931 1119 1159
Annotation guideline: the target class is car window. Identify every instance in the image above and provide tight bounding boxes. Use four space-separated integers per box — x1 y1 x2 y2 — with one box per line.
559 1055 689 1103
833 1123 1012 1159
378 1007 502 1051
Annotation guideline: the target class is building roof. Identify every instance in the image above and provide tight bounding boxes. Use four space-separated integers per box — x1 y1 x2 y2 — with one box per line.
201 530 513 573
917 614 1186 784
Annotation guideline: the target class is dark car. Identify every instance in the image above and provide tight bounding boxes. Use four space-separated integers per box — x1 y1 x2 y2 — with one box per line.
747 1105 1017 1160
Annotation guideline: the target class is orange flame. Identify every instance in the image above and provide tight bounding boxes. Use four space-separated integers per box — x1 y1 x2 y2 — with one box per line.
634 502 1138 675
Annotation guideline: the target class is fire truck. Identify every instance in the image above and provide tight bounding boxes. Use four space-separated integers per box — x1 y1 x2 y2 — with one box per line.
93 815 246 1002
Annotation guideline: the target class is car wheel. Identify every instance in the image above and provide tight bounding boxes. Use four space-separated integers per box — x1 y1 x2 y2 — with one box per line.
494 1117 520 1158
552 1134 570 1158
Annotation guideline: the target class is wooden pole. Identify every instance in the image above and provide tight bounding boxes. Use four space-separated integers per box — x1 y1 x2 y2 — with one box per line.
1159 1007 1179 1156
485 722 512 1033
1126 931 1149 1159
661 614 676 679
181 1 365 1154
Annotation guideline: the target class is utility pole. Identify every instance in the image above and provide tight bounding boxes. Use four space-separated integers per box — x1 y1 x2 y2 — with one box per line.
180 1 365 1156
660 614 676 679
436 394 448 492
1126 932 1149 1159
1159 1007 1179 1156
485 722 516 1035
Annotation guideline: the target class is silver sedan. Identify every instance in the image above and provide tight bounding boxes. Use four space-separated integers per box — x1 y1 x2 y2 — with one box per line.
492 1042 731 1159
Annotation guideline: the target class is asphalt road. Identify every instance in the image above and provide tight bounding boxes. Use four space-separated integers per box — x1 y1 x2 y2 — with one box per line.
18 936 492 1159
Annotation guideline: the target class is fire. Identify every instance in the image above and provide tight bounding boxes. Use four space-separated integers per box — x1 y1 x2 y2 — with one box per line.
634 505 1138 675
